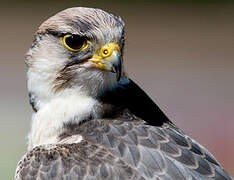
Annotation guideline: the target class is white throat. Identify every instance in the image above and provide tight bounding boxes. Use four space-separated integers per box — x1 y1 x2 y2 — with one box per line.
27 92 100 150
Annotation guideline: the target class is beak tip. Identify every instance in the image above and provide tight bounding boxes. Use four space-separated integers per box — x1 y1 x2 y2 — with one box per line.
114 55 122 81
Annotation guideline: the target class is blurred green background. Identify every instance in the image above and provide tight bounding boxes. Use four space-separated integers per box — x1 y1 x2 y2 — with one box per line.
0 0 234 179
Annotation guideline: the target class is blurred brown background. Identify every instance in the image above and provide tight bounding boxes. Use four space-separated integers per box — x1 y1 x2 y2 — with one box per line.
0 0 233 179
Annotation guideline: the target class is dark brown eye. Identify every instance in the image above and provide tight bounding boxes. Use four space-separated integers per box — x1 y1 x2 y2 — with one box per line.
62 34 87 52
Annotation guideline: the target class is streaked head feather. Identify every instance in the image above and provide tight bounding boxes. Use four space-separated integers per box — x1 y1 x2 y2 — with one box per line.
26 7 125 110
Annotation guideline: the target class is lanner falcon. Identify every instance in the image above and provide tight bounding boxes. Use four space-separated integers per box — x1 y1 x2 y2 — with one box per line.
15 7 231 180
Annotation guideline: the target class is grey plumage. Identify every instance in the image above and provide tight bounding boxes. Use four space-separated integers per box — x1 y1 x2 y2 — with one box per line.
16 111 231 179
15 7 231 180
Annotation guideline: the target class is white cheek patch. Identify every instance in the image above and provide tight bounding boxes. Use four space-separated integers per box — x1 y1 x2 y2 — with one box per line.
26 37 70 108
28 94 98 150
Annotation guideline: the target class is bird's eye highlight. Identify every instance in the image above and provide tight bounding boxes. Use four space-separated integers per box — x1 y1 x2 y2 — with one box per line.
61 34 88 52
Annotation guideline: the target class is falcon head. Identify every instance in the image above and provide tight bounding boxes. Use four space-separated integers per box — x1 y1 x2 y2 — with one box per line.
26 7 125 110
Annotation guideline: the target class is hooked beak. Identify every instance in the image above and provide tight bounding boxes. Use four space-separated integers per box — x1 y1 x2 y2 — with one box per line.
88 43 122 81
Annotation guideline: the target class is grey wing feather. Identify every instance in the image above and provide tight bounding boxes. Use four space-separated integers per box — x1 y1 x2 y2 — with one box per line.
73 114 231 180
15 141 145 180
16 113 232 180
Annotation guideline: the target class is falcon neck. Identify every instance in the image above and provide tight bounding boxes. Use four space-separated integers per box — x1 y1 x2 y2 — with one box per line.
27 93 101 150
27 78 171 150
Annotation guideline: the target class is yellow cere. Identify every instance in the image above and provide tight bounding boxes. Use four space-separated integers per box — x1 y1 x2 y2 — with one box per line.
88 43 120 64
88 55 103 63
100 43 120 58
97 63 108 70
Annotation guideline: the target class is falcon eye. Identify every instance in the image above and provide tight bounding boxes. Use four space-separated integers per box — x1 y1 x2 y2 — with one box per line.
61 34 88 52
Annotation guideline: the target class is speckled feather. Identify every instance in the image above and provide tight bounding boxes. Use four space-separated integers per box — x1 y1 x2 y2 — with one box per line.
15 112 231 180
15 141 144 180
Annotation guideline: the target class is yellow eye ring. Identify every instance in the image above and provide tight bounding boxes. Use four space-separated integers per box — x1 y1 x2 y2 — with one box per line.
61 34 88 52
